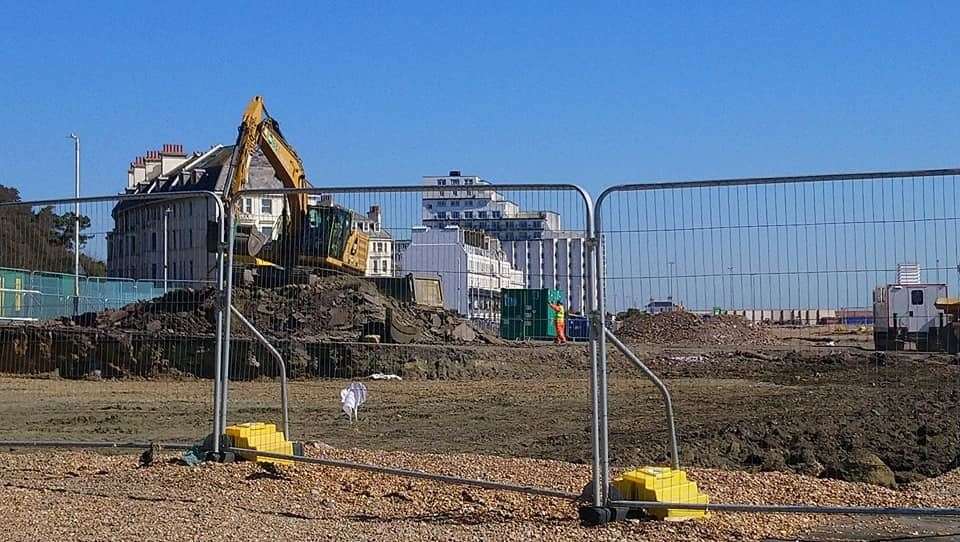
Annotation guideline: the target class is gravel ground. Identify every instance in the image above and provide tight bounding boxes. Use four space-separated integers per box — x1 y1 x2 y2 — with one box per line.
2 447 960 541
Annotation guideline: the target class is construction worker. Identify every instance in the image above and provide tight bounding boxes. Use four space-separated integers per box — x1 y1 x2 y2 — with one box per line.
549 301 568 344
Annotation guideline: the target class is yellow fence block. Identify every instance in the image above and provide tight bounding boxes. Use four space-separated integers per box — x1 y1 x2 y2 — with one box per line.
613 467 710 521
226 422 294 466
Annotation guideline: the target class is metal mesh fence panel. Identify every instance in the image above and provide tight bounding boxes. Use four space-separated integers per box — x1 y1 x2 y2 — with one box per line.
595 169 960 515
0 191 224 444
220 184 600 470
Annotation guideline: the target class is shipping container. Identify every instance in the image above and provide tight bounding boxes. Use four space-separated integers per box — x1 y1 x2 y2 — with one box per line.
500 288 564 340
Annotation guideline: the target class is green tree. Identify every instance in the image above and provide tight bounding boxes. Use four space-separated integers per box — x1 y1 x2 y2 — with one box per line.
51 212 93 250
0 184 105 275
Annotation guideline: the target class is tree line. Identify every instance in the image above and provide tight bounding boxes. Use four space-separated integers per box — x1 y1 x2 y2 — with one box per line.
0 184 106 276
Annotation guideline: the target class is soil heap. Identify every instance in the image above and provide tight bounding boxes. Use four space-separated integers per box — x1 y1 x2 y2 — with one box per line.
616 309 777 346
68 275 497 345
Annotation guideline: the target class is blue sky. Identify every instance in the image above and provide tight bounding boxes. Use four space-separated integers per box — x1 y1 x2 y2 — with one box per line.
1 1 959 202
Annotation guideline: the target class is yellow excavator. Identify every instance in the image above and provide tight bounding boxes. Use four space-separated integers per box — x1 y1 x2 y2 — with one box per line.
222 96 369 279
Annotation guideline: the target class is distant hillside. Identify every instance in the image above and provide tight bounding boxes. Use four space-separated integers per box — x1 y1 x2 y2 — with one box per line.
0 184 106 276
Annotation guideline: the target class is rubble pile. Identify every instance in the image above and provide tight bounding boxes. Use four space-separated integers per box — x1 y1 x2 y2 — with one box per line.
67 275 498 346
616 309 778 346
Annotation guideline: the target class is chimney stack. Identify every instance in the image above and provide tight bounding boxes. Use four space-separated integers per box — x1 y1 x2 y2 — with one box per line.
368 205 382 224
144 150 162 181
159 143 188 176
132 156 147 187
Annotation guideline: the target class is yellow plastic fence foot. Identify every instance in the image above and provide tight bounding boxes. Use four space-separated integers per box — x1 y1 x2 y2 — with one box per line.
225 422 294 465
613 466 710 521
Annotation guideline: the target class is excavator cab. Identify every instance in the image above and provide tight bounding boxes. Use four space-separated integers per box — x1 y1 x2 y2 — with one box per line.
299 205 367 274
298 205 349 268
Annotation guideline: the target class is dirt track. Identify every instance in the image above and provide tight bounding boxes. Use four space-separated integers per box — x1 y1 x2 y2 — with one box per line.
1 341 957 487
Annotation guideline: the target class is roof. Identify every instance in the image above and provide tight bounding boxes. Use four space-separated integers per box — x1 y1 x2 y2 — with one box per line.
113 145 294 216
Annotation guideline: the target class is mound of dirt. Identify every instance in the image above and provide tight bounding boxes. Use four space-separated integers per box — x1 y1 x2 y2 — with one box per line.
66 275 499 346
616 309 778 346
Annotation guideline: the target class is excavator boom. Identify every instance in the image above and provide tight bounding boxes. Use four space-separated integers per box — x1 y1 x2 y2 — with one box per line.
221 96 368 277
228 96 308 223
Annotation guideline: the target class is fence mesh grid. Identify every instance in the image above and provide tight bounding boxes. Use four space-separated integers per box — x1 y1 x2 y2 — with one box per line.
597 170 960 512
0 192 223 443
220 185 598 463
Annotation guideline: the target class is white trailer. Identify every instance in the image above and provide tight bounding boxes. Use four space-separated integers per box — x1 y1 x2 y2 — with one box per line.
873 283 947 351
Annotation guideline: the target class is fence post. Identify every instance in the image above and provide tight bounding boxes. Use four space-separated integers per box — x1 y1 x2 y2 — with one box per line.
218 206 238 439
211 195 227 455
583 192 603 509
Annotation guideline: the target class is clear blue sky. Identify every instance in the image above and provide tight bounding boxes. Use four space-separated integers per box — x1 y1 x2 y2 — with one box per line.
1 1 959 202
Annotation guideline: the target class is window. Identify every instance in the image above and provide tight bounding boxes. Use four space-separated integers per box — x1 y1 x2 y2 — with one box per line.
911 290 924 305
451 179 460 185
439 201 446 207
436 212 446 219
261 226 273 238
189 201 193 216
151 232 157 251
382 259 389 271
464 211 474 218
374 223 380 232
493 211 502 218
130 236 136 254
189 260 194 280
373 260 379 273
243 198 252 213
426 204 432 210
188 230 193 248
261 199 273 215
151 263 157 279
439 190 445 196
451 211 460 219
479 211 488 218
438 179 446 186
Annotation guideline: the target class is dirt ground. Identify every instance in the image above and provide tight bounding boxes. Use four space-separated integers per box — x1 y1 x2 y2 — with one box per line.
1 336 958 487
2 325 960 539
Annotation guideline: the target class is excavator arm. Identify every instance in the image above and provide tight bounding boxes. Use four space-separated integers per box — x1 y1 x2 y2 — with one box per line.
220 96 370 278
227 96 309 222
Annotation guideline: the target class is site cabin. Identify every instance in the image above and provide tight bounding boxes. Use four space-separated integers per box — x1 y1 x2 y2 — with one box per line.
873 283 947 351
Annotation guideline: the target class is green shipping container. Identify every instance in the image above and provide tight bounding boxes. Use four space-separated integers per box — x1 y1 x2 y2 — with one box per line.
500 288 564 340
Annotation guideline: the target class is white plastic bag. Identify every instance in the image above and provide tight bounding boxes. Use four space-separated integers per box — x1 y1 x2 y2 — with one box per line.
340 382 368 422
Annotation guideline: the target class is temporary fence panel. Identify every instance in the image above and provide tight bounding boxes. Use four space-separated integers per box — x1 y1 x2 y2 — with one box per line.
0 191 226 445
220 184 602 498
595 169 960 517
0 266 215 320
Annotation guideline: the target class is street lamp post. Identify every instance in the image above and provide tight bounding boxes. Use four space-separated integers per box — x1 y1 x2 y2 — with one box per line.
68 134 80 315
728 266 735 311
163 207 171 291
667 261 676 302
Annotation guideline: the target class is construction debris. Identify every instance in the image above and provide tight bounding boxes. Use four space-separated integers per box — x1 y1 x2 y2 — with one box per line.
616 309 778 346
68 275 501 346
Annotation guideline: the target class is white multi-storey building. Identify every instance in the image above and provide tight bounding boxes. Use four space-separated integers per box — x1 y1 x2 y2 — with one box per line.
352 205 392 277
419 171 588 311
400 226 524 320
